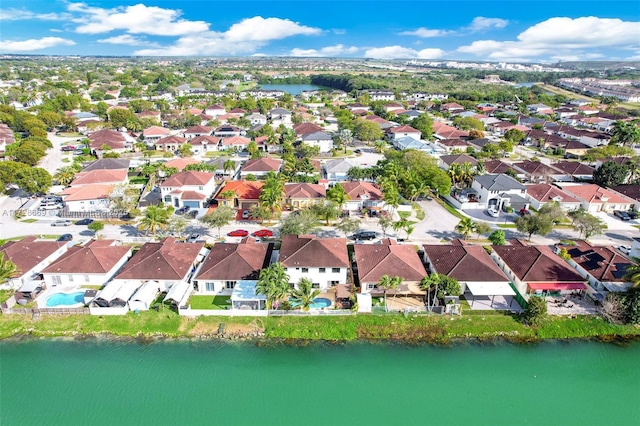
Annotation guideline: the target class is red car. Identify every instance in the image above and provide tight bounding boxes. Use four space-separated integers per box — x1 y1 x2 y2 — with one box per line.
227 229 249 237
251 229 273 237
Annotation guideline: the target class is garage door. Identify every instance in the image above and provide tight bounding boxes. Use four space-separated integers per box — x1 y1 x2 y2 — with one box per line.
182 201 200 208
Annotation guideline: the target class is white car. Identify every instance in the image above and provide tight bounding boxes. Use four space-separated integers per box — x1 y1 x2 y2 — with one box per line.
40 202 63 210
617 245 631 256
487 208 500 218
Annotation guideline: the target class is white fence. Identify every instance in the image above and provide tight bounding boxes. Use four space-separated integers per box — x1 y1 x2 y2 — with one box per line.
179 308 353 317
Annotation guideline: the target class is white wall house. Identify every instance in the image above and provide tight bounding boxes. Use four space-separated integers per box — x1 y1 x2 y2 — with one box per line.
160 171 218 209
0 237 68 289
301 131 334 153
471 174 528 211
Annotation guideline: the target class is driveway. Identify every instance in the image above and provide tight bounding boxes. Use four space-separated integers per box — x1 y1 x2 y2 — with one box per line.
413 199 462 242
464 208 519 224
39 132 83 174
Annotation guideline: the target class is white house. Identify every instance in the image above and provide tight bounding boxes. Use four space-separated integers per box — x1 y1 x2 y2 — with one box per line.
471 174 529 211
279 235 349 291
524 184 582 211
324 159 357 182
0 236 68 289
387 125 422 141
269 108 292 127
160 171 218 209
301 131 334 153
340 182 385 211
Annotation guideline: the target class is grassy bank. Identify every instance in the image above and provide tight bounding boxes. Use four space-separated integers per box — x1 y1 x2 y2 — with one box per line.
1 310 638 343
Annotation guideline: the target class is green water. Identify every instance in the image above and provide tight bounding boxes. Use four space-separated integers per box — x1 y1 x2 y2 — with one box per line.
1 339 639 426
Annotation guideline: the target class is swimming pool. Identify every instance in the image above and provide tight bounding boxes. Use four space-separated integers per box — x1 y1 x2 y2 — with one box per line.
289 297 332 309
46 291 85 307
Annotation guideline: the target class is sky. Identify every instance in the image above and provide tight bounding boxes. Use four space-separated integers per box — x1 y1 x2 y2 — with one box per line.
1 0 639 62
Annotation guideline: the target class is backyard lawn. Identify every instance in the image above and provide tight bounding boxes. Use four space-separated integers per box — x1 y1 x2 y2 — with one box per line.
189 295 231 310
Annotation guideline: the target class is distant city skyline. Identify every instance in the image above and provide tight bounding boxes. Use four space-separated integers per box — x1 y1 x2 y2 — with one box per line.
1 0 639 63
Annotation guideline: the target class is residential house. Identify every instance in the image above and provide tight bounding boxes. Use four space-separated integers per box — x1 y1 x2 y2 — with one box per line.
387 125 421 141
556 183 636 213
365 115 395 130
423 243 517 310
163 157 200 171
204 104 226 117
190 135 221 154
324 158 358 182
112 237 207 292
301 131 334 153
70 169 128 187
610 185 640 206
0 236 68 289
483 160 517 175
471 174 529 211
142 126 171 144
82 158 130 172
60 184 115 212
346 103 370 113
220 136 251 151
247 113 267 126
88 129 127 157
366 90 395 101
0 123 16 159
550 161 594 181
559 240 633 293
214 125 243 138
283 183 326 209
269 108 292 126
438 154 478 171
240 157 282 179
384 103 405 114
340 182 384 211
354 239 426 295
432 121 469 140
524 183 582 211
491 244 587 296
440 103 465 114
42 240 132 287
279 235 349 291
156 135 187 152
393 137 441 153
512 160 570 183
206 157 241 179
527 103 554 115
184 125 212 139
193 239 273 295
294 122 324 137
435 138 469 153
215 180 264 210
160 171 217 209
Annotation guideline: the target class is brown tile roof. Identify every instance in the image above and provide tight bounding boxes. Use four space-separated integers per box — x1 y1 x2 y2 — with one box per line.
492 245 585 283
61 184 113 201
42 240 131 274
388 125 420 134
280 235 349 268
423 244 508 282
71 169 127 186
284 183 326 199
184 125 212 134
156 135 187 146
114 237 204 281
82 159 130 172
483 160 516 174
242 157 282 172
195 240 273 281
88 129 126 143
160 171 215 187
220 136 250 146
513 160 565 177
610 184 640 201
439 139 468 147
190 135 220 146
355 241 426 283
294 122 324 136
0 236 66 278
563 240 632 282
217 180 264 200
561 184 634 205
524 184 580 203
440 154 478 166
550 161 595 176
339 182 383 201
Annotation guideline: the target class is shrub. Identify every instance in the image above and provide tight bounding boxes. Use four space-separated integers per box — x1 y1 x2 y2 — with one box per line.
523 295 547 326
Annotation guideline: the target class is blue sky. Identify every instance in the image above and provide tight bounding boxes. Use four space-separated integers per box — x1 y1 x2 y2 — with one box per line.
1 0 639 62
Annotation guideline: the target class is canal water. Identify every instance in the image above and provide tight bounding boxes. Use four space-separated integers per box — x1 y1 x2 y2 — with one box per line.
1 339 638 425
259 84 327 95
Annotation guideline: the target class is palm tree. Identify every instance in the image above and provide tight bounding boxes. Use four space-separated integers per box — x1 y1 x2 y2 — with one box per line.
0 253 18 283
54 166 77 186
378 274 401 312
259 171 284 212
455 217 475 240
219 190 236 207
326 184 350 212
138 206 171 238
611 120 640 147
420 274 444 308
623 257 640 288
289 278 321 311
255 263 290 309
448 163 463 188
222 159 236 178
459 162 475 187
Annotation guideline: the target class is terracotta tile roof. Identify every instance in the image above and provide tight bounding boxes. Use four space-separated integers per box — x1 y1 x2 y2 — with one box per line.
483 160 516 174
339 182 383 201
160 171 215 187
143 126 170 137
195 240 273 281
156 135 187 146
88 129 126 143
524 184 580 203
560 184 634 205
190 135 220 146
220 136 250 146
423 244 509 282
492 245 585 283
280 235 349 268
0 236 66 278
388 125 420 134
439 139 468 147
284 183 326 199
163 157 200 171
563 240 632 282
550 161 595 176
82 159 130 172
294 122 323 136
42 240 131 274
71 169 127 186
115 237 204 281
241 157 282 172
90 138 125 151
180 191 206 200
61 184 113 201
184 125 212 134
355 241 426 283
217 180 264 200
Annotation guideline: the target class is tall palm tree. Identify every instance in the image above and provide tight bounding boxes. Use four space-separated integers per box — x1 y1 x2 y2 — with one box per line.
255 263 290 309
448 163 463 188
623 257 640 288
326 184 350 212
378 274 401 312
0 253 18 283
420 274 444 308
54 166 76 186
259 172 284 212
459 162 475 187
290 278 321 311
138 206 171 238
455 217 475 240
222 159 236 178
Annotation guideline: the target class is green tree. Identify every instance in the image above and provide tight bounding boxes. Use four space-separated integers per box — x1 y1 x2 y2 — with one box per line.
201 205 235 238
623 257 640 288
572 212 607 240
311 200 340 225
0 253 19 283
515 214 554 240
255 262 290 309
378 215 393 238
326 184 350 210
259 171 284 212
378 275 402 312
538 201 566 224
250 204 274 223
593 161 630 187
453 116 484 131
247 141 262 159
504 128 526 145
107 108 136 129
474 221 492 240
610 120 640 146
289 278 321 311
488 229 506 245
223 159 237 178
279 209 319 235
15 167 52 194
178 143 193 157
335 217 361 236
137 205 172 238
523 295 547 326
87 221 104 236
353 119 383 141
411 114 434 139
53 166 77 186
455 217 475 240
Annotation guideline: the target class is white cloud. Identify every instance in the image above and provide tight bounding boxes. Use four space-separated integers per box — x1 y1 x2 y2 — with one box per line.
135 16 322 56
457 17 640 61
290 44 358 57
97 35 157 47
0 9 68 21
1 37 75 52
69 3 210 36
364 45 445 59
467 17 509 32
399 28 452 38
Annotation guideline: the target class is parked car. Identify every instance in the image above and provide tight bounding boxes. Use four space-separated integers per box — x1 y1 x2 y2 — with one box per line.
186 210 198 219
487 208 500 218
519 208 531 216
617 245 631 255
51 220 72 227
57 234 73 242
354 149 362 154
351 231 377 241
627 210 638 220
227 229 249 237
614 210 630 221
424 195 433 201
40 202 63 210
252 229 273 238
176 206 191 215
75 218 94 225
242 209 251 219
186 233 200 243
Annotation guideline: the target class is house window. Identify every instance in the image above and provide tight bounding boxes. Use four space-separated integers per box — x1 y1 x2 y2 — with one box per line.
52 276 61 286
68 275 74 283
368 284 377 290
319 268 326 273
205 282 215 292
301 268 309 273
331 268 340 273
199 186 204 190
164 195 172 203
84 275 90 282
312 283 320 289
330 280 339 286
225 281 236 289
